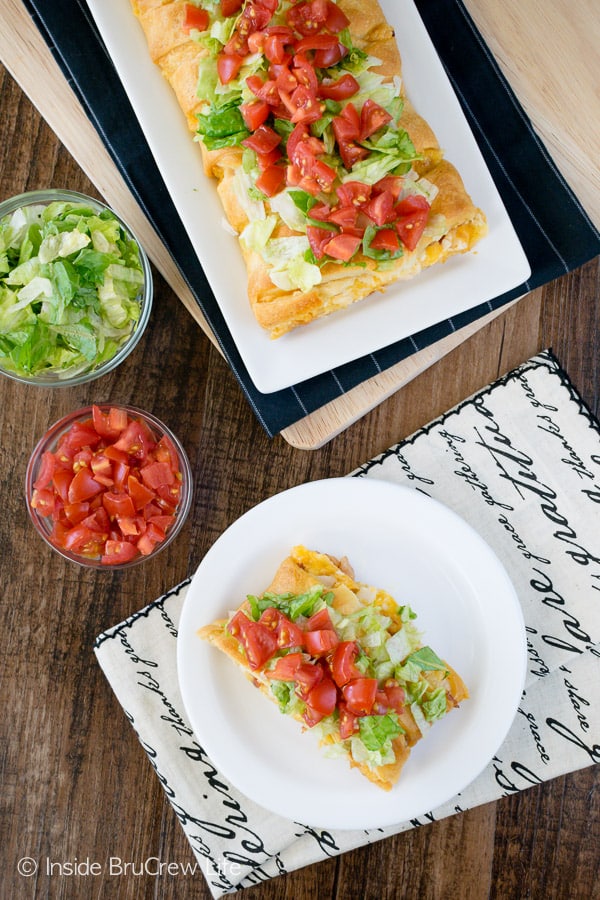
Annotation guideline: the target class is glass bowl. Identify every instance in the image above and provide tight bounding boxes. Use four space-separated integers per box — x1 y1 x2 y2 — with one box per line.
0 189 152 386
25 404 193 569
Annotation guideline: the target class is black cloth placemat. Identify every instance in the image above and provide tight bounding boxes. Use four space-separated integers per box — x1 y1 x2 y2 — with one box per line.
22 0 600 436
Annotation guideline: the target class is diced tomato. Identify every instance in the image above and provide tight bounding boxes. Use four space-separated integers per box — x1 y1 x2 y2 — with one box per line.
29 407 184 565
221 0 243 16
246 74 280 105
58 421 100 453
338 701 359 739
101 540 138 565
359 98 393 140
313 42 346 68
247 30 267 54
52 468 73 503
306 674 337 717
182 3 209 33
113 420 155 459
102 491 136 520
140 461 175 490
383 679 406 714
304 628 339 657
395 200 430 251
295 33 340 54
302 705 325 727
217 51 245 85
307 225 335 260
263 29 294 64
156 481 181 507
72 448 93 473
268 651 304 681
330 641 363 687
327 205 358 229
63 501 91 526
338 139 370 170
364 189 396 226
104 445 129 464
373 689 391 715
237 2 273 37
143 501 165 520
374 175 404 200
292 54 319 94
323 232 361 261
92 405 129 439
113 460 130 492
224 29 249 56
305 607 334 631
294 661 324 700
255 147 282 172
369 229 400 253
286 0 328 35
280 84 324 125
259 607 305 649
227 611 278 669
62 523 107 556
335 103 361 139
89 452 113 484
33 451 56 490
324 0 349 32
31 488 55 516
272 63 298 94
116 515 142 537
336 180 371 207
127 475 156 510
318 73 359 101
342 677 378 716
242 123 282 155
148 514 178 533
137 521 167 557
81 507 110 533
240 100 270 131
286 123 323 165
67 467 103 504
395 194 431 217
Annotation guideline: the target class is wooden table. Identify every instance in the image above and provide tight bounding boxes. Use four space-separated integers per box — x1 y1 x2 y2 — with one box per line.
1 2 599 898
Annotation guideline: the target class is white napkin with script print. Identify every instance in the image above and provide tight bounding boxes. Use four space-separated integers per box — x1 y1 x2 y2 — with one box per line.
95 350 600 897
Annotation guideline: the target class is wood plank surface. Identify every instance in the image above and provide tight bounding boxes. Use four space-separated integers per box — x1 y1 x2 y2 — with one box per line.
465 0 600 228
1 57 599 900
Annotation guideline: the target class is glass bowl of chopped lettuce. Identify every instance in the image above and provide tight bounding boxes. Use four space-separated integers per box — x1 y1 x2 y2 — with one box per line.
0 189 152 385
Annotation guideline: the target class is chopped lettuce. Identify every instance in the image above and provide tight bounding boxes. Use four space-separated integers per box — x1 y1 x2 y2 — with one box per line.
402 646 449 674
422 687 448 722
0 201 144 378
270 680 306 717
246 583 332 622
358 712 403 752
197 101 249 150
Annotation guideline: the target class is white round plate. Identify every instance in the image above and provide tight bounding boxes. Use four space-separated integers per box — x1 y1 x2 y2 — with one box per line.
177 478 526 830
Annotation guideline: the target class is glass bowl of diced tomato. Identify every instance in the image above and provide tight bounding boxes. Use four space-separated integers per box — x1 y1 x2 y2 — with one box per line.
25 404 193 568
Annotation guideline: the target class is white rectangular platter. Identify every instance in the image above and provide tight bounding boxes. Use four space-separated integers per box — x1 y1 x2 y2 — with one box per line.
85 0 530 393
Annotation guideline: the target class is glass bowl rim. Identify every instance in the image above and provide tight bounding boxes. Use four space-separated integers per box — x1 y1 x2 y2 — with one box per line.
0 188 153 387
25 403 193 569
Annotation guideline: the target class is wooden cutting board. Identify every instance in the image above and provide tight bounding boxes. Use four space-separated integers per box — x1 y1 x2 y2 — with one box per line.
0 0 597 447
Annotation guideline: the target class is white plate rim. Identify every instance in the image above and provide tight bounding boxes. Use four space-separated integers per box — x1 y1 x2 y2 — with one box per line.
85 0 530 393
177 477 527 830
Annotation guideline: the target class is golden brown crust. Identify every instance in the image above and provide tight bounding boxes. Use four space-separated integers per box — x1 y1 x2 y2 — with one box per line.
243 159 488 337
197 546 469 792
131 0 487 338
